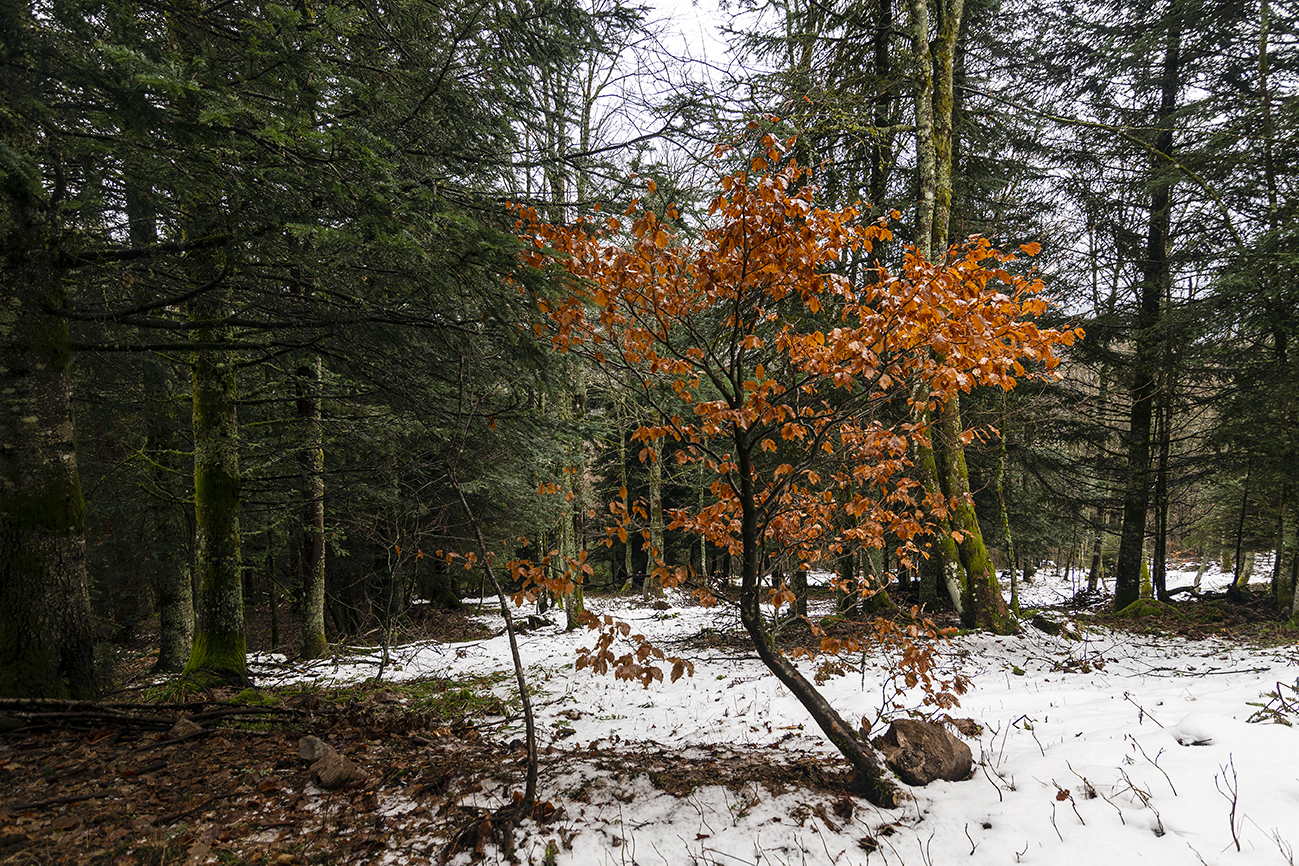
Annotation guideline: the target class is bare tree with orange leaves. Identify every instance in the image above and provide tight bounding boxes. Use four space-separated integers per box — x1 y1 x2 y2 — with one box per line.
511 129 1078 804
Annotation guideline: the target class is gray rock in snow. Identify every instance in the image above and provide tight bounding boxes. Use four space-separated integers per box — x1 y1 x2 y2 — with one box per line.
872 719 973 786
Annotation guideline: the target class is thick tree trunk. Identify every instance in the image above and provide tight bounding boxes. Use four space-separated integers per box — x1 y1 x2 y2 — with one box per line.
0 207 97 699
930 0 964 255
183 274 248 686
938 400 1015 633
914 436 966 618
123 164 194 672
144 362 194 672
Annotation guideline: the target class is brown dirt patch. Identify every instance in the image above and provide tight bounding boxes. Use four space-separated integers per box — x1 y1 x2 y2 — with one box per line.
0 691 867 865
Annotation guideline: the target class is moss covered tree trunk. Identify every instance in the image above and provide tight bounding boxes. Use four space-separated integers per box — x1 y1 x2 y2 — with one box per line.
644 444 666 598
915 438 968 618
0 195 97 699
938 400 1015 633
906 0 1013 632
183 274 248 686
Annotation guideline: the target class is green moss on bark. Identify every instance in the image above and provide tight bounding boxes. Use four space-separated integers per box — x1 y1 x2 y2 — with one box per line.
182 630 249 687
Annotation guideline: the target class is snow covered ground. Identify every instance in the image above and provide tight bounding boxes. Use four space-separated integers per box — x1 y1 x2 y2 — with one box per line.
253 562 1298 865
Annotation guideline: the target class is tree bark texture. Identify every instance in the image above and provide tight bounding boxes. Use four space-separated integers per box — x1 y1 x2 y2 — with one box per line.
937 400 1015 633
183 274 248 686
909 0 937 262
906 0 1011 631
644 444 665 598
0 203 97 699
297 354 327 660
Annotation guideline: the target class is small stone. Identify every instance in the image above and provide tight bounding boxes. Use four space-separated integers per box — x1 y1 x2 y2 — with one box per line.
167 718 203 739
299 736 367 789
297 735 335 762
310 752 368 789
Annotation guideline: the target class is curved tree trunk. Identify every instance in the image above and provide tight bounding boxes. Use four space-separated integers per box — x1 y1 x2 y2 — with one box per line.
735 445 901 807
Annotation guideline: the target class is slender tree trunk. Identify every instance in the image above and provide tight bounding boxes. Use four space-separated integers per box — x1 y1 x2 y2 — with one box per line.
563 382 586 629
1152 373 1171 601
793 567 808 620
930 0 963 255
1275 488 1296 612
995 398 1018 614
1229 469 1251 600
870 0 895 212
453 476 538 808
1192 550 1208 591
298 354 327 659
644 444 665 598
1115 0 1181 611
860 545 897 614
698 479 708 582
734 441 900 807
909 0 937 262
621 426 633 588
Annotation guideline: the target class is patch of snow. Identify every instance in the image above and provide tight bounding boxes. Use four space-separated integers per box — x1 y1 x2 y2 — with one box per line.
253 562 1298 865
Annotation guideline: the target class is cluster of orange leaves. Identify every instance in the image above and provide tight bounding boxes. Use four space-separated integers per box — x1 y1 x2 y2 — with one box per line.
507 129 1078 687
573 613 695 688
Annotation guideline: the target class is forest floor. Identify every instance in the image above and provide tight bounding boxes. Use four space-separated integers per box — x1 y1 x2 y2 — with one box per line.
2 563 1297 866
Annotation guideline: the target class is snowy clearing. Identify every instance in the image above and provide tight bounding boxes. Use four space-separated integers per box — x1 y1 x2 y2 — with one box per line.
252 562 1299 866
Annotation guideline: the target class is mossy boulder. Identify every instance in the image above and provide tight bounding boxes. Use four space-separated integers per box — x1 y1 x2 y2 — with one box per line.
1030 613 1083 641
1115 599 1184 620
